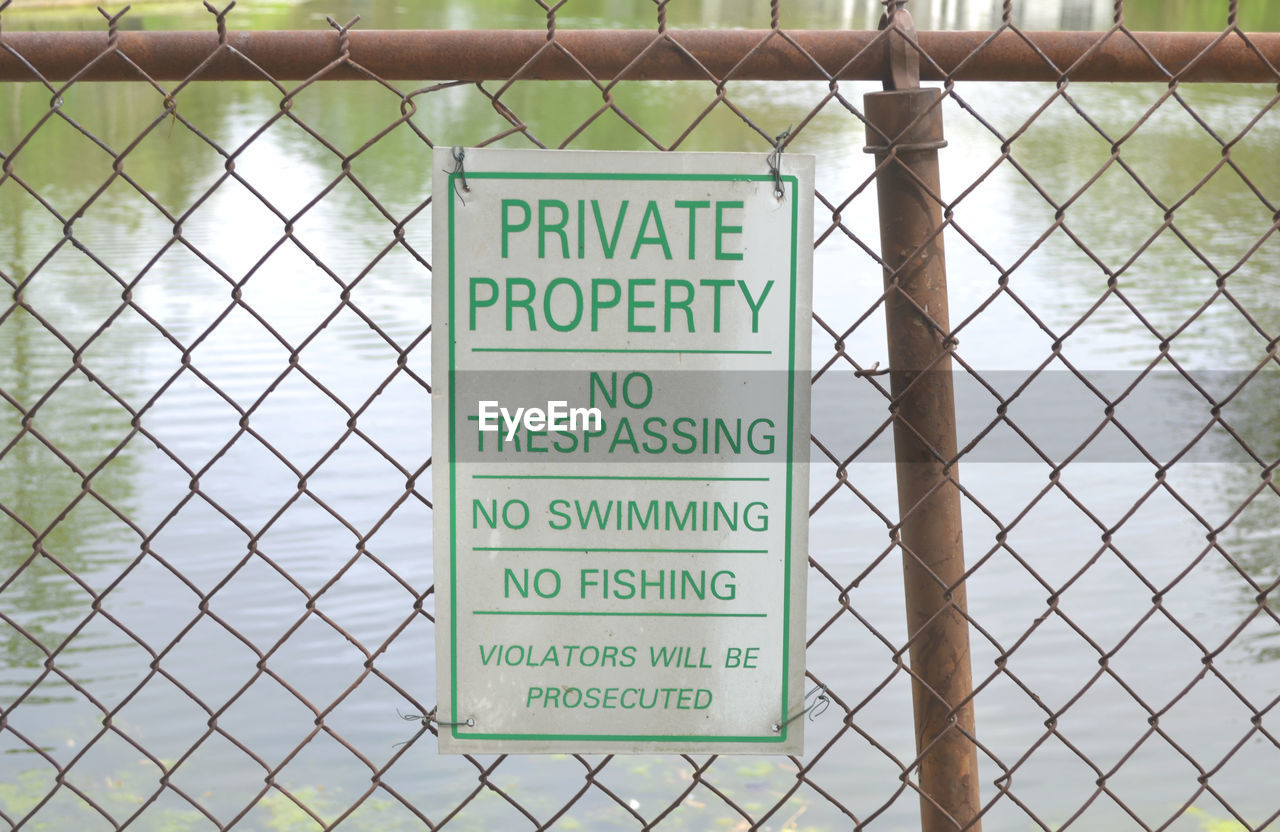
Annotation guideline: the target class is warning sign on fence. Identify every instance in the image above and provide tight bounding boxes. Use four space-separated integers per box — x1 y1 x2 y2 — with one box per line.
431 147 813 754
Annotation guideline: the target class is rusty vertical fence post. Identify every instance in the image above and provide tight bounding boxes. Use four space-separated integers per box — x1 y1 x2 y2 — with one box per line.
864 6 982 830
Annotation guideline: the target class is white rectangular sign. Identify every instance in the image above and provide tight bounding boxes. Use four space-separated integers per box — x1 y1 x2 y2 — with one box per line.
432 148 812 754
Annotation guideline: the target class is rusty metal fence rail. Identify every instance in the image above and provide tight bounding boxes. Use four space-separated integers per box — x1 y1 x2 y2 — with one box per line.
1 0 1278 830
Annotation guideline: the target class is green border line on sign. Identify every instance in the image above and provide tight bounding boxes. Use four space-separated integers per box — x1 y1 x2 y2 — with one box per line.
473 347 773 355
473 474 771 482
473 611 769 618
447 168 799 744
475 546 768 553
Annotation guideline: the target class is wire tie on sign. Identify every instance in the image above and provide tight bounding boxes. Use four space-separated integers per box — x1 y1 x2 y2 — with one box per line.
770 684 829 733
394 707 475 747
449 146 470 204
402 706 475 728
767 126 792 200
416 706 476 728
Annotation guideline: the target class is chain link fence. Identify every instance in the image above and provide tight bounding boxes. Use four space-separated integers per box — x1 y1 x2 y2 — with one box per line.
1 0 1278 829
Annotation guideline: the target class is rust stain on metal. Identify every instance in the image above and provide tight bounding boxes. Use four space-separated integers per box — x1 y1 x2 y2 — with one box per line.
864 86 983 832
0 29 1277 83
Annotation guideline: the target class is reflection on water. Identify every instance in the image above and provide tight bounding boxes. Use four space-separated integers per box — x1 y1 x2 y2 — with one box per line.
1 1 1278 830
0 228 143 706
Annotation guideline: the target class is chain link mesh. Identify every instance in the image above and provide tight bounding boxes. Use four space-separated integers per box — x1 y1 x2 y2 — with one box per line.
0 0 1277 829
